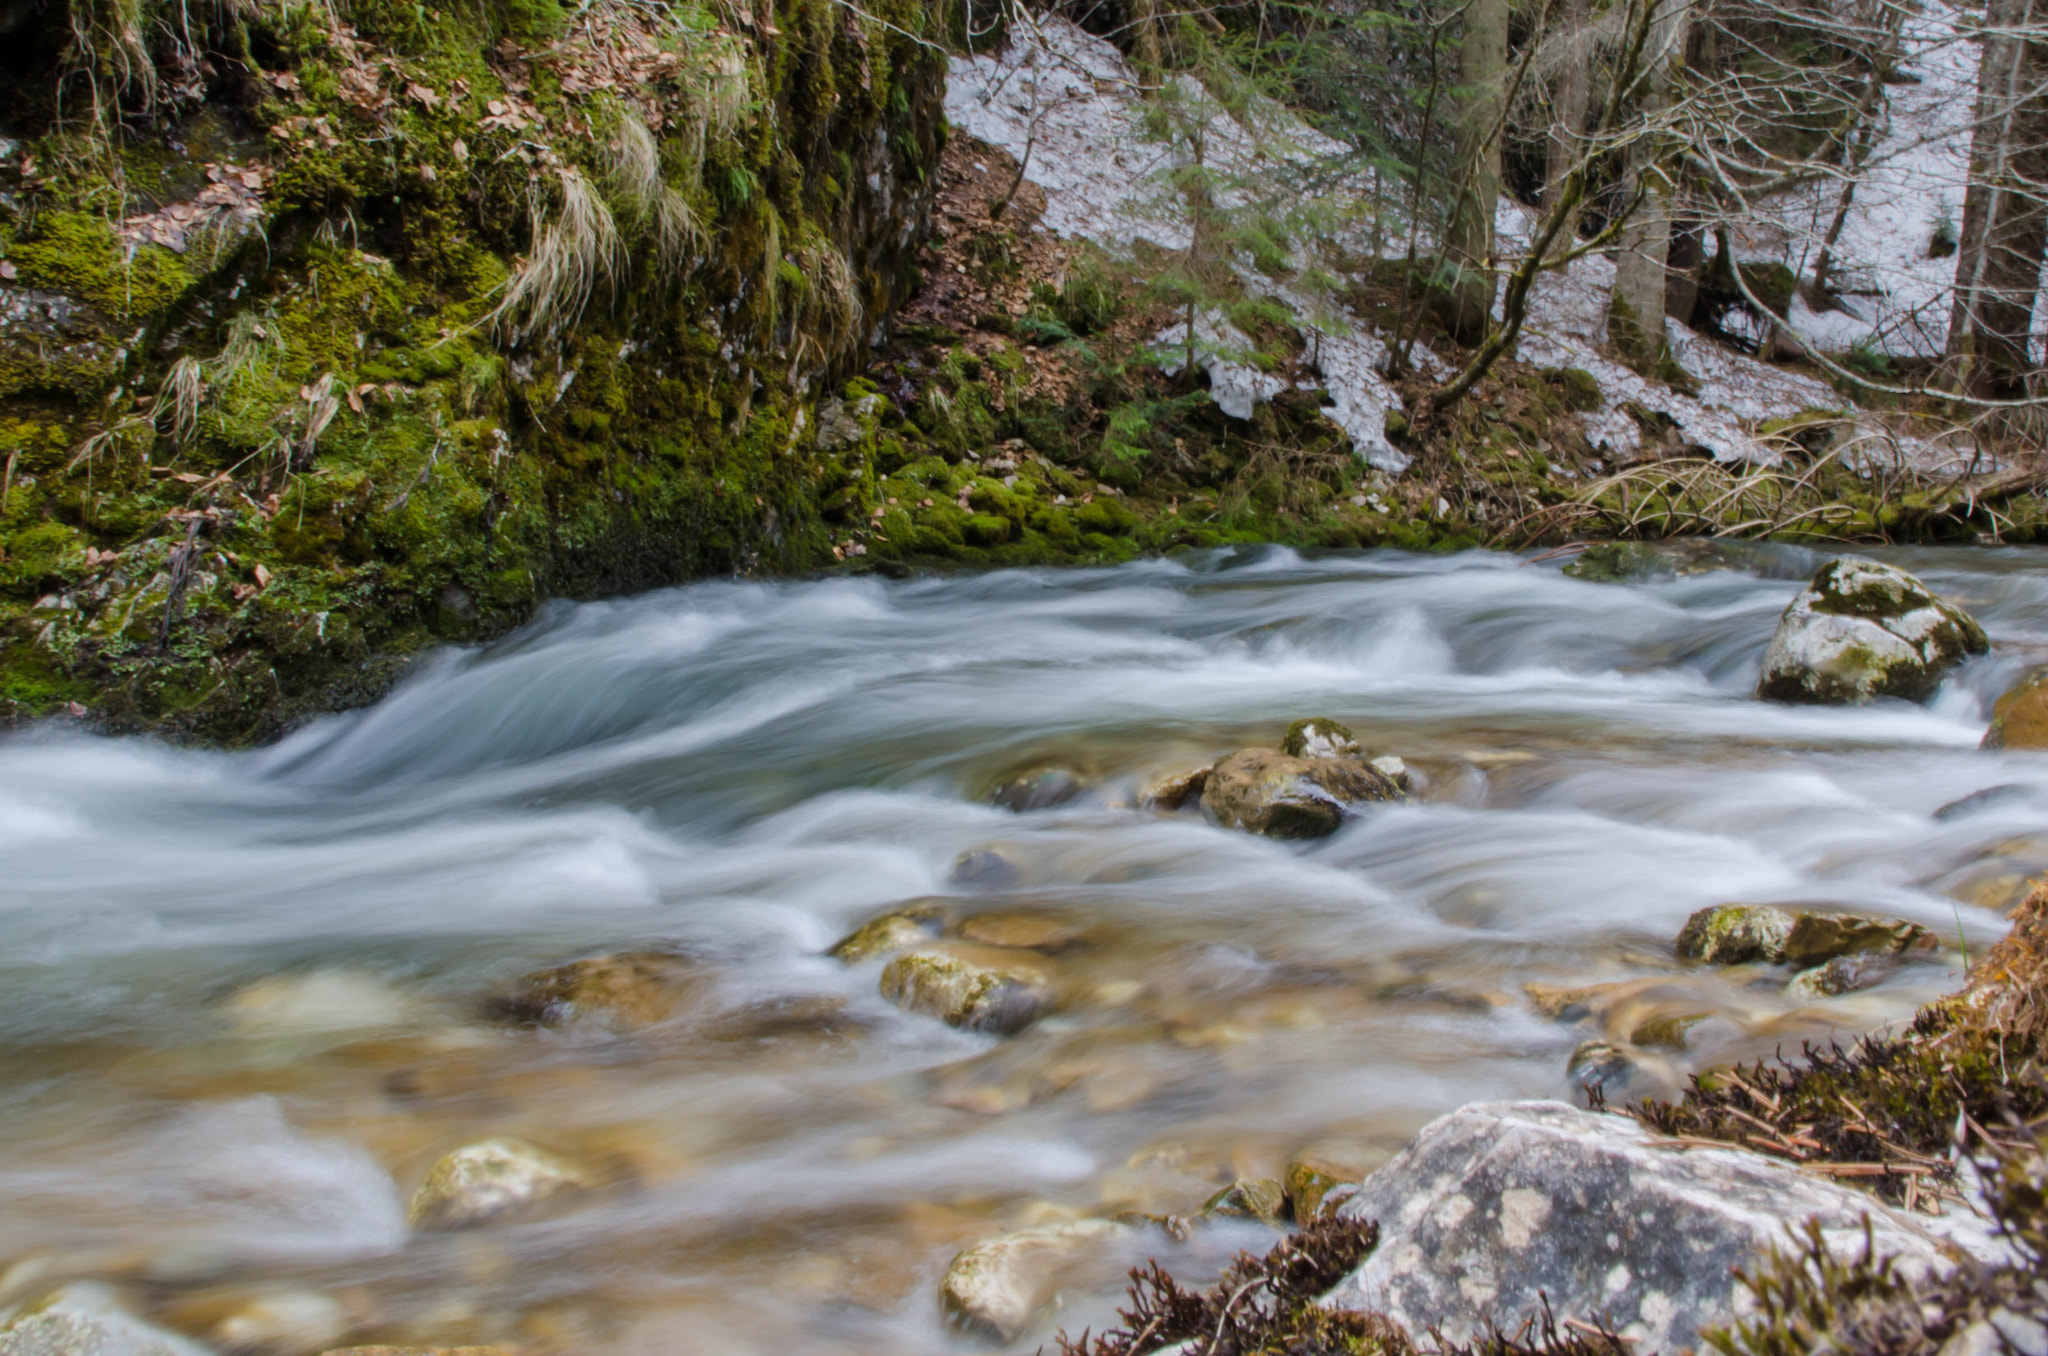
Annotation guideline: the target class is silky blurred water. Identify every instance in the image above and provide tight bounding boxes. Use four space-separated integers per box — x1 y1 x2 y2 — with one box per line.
3 541 2046 1353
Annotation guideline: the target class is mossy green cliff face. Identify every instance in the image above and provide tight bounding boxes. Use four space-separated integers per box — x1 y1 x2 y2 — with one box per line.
0 0 945 740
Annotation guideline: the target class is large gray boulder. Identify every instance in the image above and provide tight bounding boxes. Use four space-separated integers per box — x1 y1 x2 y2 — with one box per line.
1331 1101 1960 1349
1755 557 1987 705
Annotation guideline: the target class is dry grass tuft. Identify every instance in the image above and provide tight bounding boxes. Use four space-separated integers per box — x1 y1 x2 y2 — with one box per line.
488 168 625 344
151 356 205 446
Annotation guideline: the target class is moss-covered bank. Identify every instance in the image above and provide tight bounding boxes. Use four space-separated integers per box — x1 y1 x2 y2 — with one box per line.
0 0 949 740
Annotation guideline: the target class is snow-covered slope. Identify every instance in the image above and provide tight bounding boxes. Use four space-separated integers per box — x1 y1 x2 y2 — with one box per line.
944 14 1938 470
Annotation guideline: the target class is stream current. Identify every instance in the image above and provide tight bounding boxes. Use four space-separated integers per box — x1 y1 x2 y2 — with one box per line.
4 542 2047 1353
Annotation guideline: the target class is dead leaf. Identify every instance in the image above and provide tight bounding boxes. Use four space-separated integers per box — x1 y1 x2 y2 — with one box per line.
452 138 469 162
419 162 437 183
347 387 365 414
254 563 272 586
406 81 441 109
2 261 19 281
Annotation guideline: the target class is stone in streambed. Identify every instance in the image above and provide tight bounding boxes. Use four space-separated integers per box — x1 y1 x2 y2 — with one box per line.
1280 716 1360 759
1200 749 1402 839
405 1136 593 1231
489 951 695 1031
1202 1177 1286 1227
957 911 1087 952
1136 765 1210 811
880 943 1054 1034
210 1290 347 1354
1676 903 1934 966
317 1349 511 1355
1981 666 2048 749
1330 1100 1961 1348
988 767 1085 812
1786 950 1902 998
829 905 945 962
939 1219 1127 1341
0 1284 213 1356
1755 556 1986 705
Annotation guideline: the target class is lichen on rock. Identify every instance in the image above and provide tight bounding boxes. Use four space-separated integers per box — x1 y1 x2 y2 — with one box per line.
1755 556 1988 705
1676 903 1935 967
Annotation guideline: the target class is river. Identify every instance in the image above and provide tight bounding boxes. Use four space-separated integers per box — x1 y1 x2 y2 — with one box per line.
2 542 2043 1354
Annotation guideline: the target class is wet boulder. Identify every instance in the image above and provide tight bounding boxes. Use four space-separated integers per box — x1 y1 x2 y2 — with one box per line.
1756 556 1987 705
210 1290 347 1354
1676 904 1934 967
829 905 946 963
1136 765 1210 811
1200 749 1403 839
0 1284 213 1356
1331 1101 1958 1348
1982 666 2048 750
879 943 1055 1034
940 1219 1128 1341
405 1136 593 1231
317 1349 512 1355
957 911 1088 952
490 951 695 1031
1280 717 1361 760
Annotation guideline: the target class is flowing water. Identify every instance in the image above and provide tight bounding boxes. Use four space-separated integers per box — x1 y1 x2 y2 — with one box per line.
5 542 2048 1354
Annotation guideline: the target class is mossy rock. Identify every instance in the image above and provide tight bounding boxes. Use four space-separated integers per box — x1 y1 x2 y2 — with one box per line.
1982 665 2048 750
878 943 1054 1035
1280 716 1361 759
1756 556 1988 705
1563 541 1675 583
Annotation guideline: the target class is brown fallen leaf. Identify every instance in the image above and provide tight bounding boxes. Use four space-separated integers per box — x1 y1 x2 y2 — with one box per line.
254 563 273 586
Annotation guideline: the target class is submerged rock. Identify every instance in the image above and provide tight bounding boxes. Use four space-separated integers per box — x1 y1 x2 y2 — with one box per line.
0 1284 213 1356
1332 1100 1958 1348
211 1290 347 1354
939 1219 1127 1341
225 970 419 1037
1755 556 1987 705
1982 667 2048 750
829 905 946 963
405 1137 592 1231
879 943 1055 1034
1676 904 1934 967
1279 717 1361 760
1200 749 1402 839
490 951 695 1031
317 1349 511 1355
1563 541 1676 583
957 911 1087 952
989 767 1085 812
1786 950 1901 998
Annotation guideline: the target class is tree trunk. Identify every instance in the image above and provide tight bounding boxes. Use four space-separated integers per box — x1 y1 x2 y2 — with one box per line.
1435 0 1509 344
1948 0 2048 397
1606 0 1690 376
1542 0 1592 251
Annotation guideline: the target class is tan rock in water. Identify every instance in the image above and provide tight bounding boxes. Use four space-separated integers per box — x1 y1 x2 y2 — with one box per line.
940 1219 1127 1341
1982 666 2048 749
490 951 695 1030
406 1137 592 1231
880 943 1054 1035
1136 765 1210 811
829 905 945 962
957 911 1087 951
317 1349 512 1355
1203 1177 1286 1226
1200 749 1402 839
211 1290 347 1354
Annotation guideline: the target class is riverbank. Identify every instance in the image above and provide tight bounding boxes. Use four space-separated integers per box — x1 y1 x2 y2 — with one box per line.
10 9 2048 745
